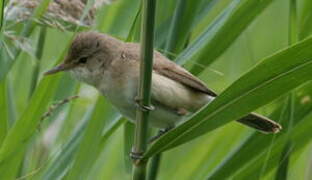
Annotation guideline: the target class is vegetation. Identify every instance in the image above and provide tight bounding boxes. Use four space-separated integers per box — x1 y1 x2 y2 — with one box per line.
0 0 312 179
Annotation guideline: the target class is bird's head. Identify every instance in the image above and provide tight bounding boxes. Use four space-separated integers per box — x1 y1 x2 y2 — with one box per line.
45 31 120 85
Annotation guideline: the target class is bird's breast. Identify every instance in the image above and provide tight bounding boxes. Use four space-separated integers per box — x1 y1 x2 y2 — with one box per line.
97 70 139 119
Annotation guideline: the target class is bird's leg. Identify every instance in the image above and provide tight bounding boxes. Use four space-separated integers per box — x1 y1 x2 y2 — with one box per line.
134 96 155 111
149 126 174 143
130 96 155 163
130 149 144 163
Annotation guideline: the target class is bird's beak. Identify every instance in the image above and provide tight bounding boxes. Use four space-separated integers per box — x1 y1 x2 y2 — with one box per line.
44 63 74 76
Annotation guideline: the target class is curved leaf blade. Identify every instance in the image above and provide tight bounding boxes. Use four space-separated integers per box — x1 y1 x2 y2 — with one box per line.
144 36 312 158
164 0 205 57
0 75 61 179
66 96 120 179
207 82 312 179
234 111 312 179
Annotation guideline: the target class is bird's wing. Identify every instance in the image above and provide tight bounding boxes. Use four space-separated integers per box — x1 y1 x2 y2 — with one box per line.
122 44 216 114
123 43 216 96
153 52 217 97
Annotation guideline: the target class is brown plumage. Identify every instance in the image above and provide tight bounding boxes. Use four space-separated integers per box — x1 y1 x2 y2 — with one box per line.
45 31 282 133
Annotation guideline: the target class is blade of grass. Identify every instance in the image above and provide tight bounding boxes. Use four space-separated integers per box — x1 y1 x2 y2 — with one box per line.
0 80 8 146
65 96 120 179
191 0 219 29
38 110 123 180
96 0 141 39
175 0 274 74
299 0 312 39
29 27 47 98
124 121 135 173
126 6 142 43
0 0 52 80
164 0 202 58
275 142 292 180
234 111 312 179
153 0 217 50
147 154 161 180
0 0 3 31
0 36 71 178
260 95 294 178
36 107 92 180
0 74 61 179
144 36 312 158
272 0 298 178
205 82 312 179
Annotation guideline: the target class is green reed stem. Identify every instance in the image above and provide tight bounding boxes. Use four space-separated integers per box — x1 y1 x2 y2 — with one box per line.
132 0 157 179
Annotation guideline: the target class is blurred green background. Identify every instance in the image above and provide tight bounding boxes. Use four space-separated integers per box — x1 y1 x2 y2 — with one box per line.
0 0 312 179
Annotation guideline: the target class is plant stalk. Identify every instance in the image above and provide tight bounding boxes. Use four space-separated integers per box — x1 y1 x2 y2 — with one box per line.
29 27 47 98
147 154 162 180
164 0 186 58
132 0 157 179
289 0 298 45
0 0 4 32
274 0 297 179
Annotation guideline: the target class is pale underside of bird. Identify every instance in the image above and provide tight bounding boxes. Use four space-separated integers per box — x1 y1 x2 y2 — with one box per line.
45 32 282 133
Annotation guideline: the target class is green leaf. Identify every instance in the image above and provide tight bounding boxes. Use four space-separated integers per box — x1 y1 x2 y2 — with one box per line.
0 0 52 80
275 142 292 180
38 109 91 180
96 0 141 39
299 0 312 39
164 0 203 57
0 80 8 146
144 36 312 158
123 121 135 173
175 0 274 74
38 102 123 180
205 82 312 179
0 0 3 31
0 31 70 178
65 96 120 179
0 74 61 179
234 111 312 179
29 27 47 97
126 6 141 42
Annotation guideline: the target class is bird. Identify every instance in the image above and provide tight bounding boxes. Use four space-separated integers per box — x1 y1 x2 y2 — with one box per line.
45 31 282 134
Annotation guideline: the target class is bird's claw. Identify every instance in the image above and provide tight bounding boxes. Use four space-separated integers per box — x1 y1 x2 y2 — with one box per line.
134 96 155 111
130 151 143 161
149 127 173 143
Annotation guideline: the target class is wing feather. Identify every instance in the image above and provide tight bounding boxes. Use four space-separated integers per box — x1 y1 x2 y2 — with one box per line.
153 52 217 97
123 43 216 96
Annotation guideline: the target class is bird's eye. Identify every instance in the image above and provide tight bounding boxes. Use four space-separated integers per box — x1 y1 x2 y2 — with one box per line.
78 57 88 64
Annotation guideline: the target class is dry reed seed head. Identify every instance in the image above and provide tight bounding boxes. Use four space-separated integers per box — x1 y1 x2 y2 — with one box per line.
5 0 113 27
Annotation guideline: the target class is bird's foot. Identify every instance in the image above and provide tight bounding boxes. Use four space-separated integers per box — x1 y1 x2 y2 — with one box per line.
149 127 174 143
134 96 155 111
130 150 146 165
130 151 143 160
176 108 188 116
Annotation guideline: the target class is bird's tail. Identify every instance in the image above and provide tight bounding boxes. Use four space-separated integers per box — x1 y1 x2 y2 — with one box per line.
236 113 282 133
202 96 281 133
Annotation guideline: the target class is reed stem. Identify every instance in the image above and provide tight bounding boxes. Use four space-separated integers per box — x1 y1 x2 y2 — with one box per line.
132 0 157 179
